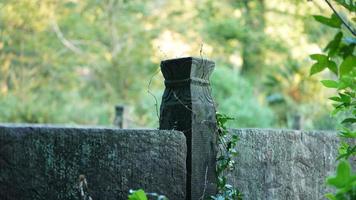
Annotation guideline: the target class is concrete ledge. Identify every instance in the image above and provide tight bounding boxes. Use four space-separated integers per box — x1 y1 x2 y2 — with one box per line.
0 124 186 200
228 128 350 200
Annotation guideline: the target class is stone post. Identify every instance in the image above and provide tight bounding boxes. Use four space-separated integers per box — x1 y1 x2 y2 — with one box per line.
114 105 125 128
159 57 217 200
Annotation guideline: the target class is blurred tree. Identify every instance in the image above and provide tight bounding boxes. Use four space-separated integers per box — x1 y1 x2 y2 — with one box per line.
0 0 160 125
264 58 326 129
211 67 275 128
239 0 266 76
0 0 339 129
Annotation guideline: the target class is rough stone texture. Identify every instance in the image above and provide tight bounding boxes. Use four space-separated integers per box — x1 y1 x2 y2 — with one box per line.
0 124 186 200
228 128 355 200
159 57 218 200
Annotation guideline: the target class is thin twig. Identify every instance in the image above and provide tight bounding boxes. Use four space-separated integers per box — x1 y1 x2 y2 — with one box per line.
173 91 197 115
324 0 356 36
199 42 207 79
147 67 161 121
199 42 204 58
157 45 168 59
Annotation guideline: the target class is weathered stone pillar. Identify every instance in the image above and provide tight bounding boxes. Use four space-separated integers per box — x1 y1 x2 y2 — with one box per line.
114 105 125 128
159 57 217 200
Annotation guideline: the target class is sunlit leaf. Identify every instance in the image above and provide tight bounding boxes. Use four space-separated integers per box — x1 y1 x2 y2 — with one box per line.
313 14 342 28
340 129 356 138
339 56 356 77
310 54 337 75
128 189 148 200
329 96 342 102
321 80 339 88
338 75 353 89
310 63 327 75
339 93 351 103
327 60 338 74
327 160 352 188
325 193 337 200
310 54 327 61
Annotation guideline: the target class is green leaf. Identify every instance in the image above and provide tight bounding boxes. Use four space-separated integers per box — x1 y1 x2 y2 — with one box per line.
327 61 338 75
329 96 342 102
334 0 354 11
327 160 351 188
310 63 326 75
338 142 349 156
339 75 353 89
339 93 351 103
339 56 356 76
340 43 355 58
216 113 235 127
128 189 148 200
341 118 356 124
325 32 343 58
340 130 356 138
331 107 342 115
325 193 337 200
313 14 342 28
321 80 339 88
310 54 327 61
309 54 337 75
337 145 356 160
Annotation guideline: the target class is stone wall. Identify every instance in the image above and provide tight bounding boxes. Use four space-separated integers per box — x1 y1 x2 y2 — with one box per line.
228 128 347 200
0 124 186 200
0 124 350 200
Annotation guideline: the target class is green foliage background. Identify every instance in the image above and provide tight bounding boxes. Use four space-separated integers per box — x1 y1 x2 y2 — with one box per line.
0 0 343 129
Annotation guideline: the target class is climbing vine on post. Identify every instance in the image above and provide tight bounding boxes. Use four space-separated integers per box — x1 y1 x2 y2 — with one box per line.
309 0 355 199
211 113 243 200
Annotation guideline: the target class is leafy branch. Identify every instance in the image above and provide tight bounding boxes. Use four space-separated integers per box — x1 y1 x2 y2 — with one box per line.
310 1 356 199
325 0 356 36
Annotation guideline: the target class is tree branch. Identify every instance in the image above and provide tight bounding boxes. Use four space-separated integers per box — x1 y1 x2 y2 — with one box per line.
51 19 83 54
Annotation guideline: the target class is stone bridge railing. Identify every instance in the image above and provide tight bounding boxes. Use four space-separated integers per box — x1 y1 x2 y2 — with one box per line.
229 129 340 200
0 57 348 200
0 125 343 200
0 125 186 200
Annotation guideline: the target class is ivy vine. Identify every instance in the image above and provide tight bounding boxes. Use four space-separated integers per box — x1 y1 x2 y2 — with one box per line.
211 113 242 200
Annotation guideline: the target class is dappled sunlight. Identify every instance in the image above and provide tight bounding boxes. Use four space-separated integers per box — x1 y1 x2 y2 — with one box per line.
152 30 192 59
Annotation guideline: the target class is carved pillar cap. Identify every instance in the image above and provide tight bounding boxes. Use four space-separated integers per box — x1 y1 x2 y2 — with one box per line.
161 57 215 87
115 105 124 113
